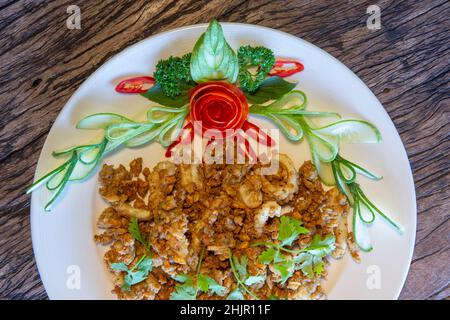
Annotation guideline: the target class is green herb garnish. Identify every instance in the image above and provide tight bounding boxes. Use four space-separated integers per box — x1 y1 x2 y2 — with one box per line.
128 217 151 252
153 53 193 98
227 252 265 300
110 218 153 291
244 76 297 104
170 249 226 300
111 255 153 291
237 45 275 93
254 216 334 283
190 20 239 83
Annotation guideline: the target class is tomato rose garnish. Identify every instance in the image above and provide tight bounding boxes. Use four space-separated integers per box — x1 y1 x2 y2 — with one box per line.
189 82 248 137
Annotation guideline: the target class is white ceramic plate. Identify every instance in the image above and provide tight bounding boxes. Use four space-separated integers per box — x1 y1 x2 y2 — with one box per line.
31 23 416 300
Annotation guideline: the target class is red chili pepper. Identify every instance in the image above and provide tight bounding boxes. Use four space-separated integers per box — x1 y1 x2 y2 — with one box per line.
165 123 194 157
242 120 275 147
115 76 155 94
235 133 257 163
269 60 304 77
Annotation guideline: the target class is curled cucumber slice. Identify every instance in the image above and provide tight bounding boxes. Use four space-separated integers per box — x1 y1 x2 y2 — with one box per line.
147 106 188 124
313 120 382 144
125 126 161 147
307 131 338 162
353 198 374 252
266 113 303 141
76 113 134 129
159 113 188 147
311 151 335 186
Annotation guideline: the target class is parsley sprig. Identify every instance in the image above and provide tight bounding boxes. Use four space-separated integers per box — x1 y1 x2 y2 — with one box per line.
254 216 335 283
170 249 226 300
110 218 153 291
227 251 265 300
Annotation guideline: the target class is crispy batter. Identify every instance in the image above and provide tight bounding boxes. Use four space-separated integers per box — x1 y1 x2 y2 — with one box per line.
95 155 357 300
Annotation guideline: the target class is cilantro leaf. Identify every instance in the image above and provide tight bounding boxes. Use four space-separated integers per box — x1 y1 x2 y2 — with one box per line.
244 275 265 286
278 216 309 246
170 253 225 300
128 218 151 252
170 277 197 300
227 289 245 300
228 252 264 300
273 260 294 284
200 275 226 296
254 216 334 283
110 262 129 272
110 255 153 291
293 234 335 278
233 255 248 280
258 247 277 264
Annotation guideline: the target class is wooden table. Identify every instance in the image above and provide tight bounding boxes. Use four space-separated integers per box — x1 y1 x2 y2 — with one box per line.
0 0 448 300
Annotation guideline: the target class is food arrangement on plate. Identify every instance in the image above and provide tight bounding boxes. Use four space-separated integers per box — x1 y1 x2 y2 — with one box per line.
28 21 404 300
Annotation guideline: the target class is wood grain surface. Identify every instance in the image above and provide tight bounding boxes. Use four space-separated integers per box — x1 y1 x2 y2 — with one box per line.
0 0 448 300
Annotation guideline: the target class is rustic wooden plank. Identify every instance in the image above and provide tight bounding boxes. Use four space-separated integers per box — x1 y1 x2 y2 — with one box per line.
0 0 448 300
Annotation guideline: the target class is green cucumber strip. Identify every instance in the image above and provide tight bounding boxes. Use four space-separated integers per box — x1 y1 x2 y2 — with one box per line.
26 164 67 194
357 198 376 224
353 197 374 252
332 161 353 204
106 123 149 141
125 125 162 147
284 110 340 117
76 113 134 129
52 144 97 157
338 156 382 180
158 113 188 147
307 131 338 162
313 155 335 186
147 106 188 124
266 113 303 141
250 90 306 115
69 159 97 181
46 163 70 190
79 146 101 164
313 120 382 144
356 187 404 234
337 160 356 183
70 138 107 180
310 140 335 186
44 154 77 212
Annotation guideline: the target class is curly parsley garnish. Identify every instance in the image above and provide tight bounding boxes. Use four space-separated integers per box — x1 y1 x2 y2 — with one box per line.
254 216 335 283
227 252 265 300
154 53 193 97
237 45 275 93
170 249 226 300
110 218 153 291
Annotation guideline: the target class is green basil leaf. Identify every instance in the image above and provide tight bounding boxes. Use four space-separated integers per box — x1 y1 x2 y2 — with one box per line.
245 77 297 104
141 83 191 108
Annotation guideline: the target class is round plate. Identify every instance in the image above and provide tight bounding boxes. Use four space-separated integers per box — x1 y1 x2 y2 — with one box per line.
31 23 416 300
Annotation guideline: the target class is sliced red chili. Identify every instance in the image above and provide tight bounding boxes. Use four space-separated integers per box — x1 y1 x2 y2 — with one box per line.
115 76 155 94
242 120 275 147
235 133 257 163
165 122 193 157
269 60 304 77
